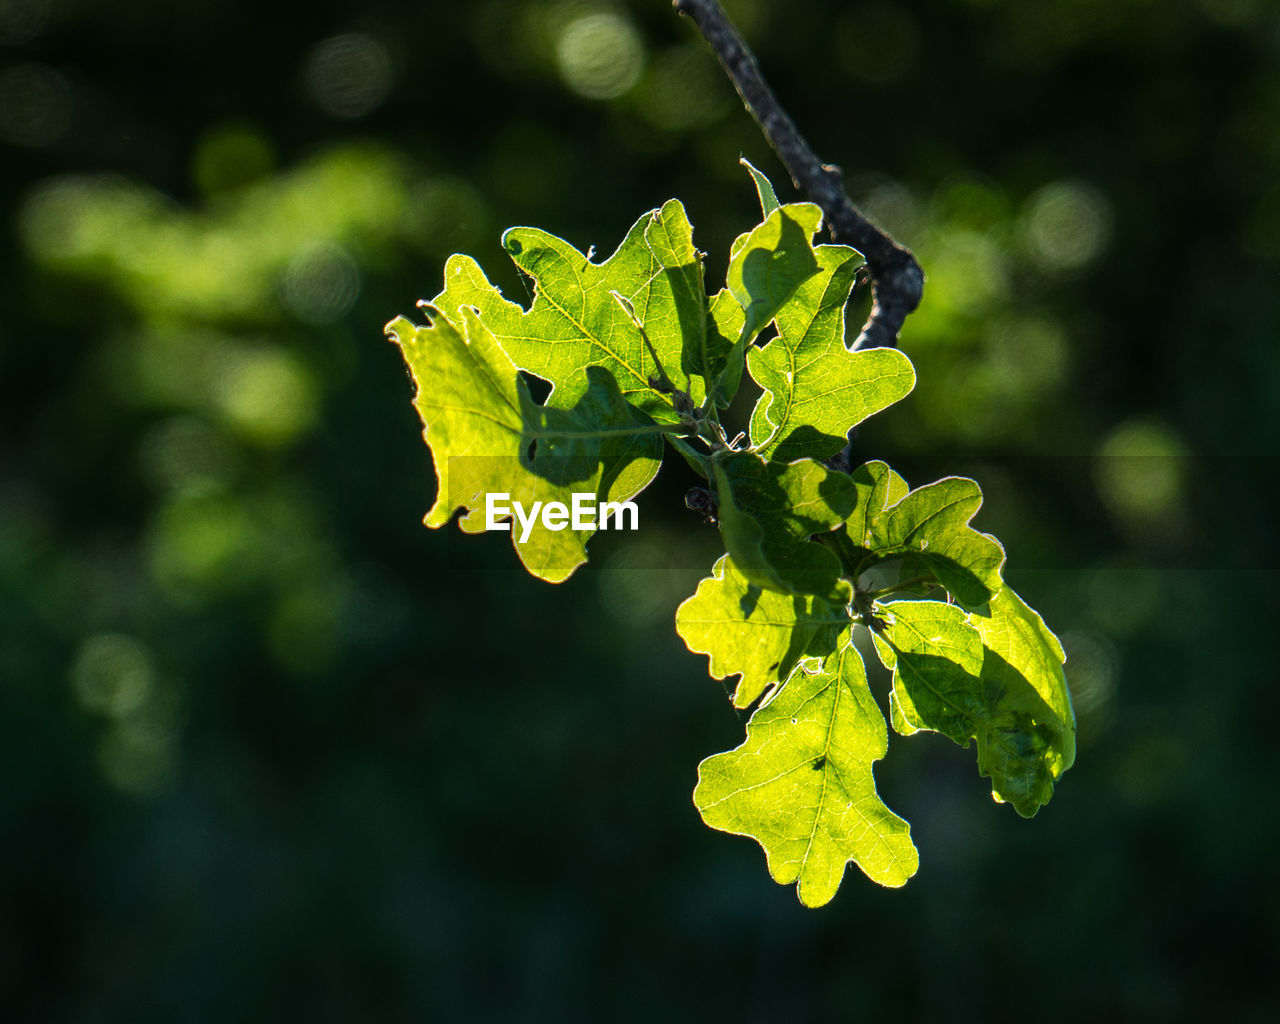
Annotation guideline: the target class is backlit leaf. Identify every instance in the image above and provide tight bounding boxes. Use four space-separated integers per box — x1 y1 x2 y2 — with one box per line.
872 597 1074 816
676 553 852 709
748 246 915 463
847 465 1005 608
846 460 909 551
385 306 660 582
432 199 710 414
711 201 823 405
695 638 918 906
741 156 781 218
970 587 1077 781
710 451 855 602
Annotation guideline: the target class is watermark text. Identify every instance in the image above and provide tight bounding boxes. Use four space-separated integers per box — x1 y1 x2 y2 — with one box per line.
485 492 638 543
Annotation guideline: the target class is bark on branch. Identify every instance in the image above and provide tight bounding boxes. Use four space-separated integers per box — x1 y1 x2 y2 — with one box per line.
673 0 924 351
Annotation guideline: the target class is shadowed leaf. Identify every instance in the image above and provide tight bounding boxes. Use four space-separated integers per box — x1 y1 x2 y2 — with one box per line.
872 597 1074 816
385 306 661 582
749 246 915 463
676 553 852 709
710 451 856 602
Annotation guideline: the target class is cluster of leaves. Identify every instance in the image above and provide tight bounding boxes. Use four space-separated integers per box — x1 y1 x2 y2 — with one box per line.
386 163 1075 907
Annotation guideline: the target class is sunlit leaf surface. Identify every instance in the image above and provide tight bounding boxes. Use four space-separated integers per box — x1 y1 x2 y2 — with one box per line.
389 168 1074 902
695 638 918 906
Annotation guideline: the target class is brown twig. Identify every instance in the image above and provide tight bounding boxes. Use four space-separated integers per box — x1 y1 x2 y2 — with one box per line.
673 0 924 351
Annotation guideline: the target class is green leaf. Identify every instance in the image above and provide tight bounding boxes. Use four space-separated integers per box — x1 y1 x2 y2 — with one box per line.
432 199 709 415
676 553 852 709
519 364 667 510
748 245 916 463
640 201 710 393
970 587 1077 778
695 638 918 905
710 451 856 602
385 306 661 583
872 599 985 733
740 156 781 218
871 597 1073 817
846 460 910 550
725 201 822 341
702 287 745 405
385 183 1076 895
846 465 1006 608
711 202 823 406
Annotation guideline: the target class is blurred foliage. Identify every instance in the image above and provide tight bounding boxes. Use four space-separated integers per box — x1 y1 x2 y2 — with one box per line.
1 0 1278 1019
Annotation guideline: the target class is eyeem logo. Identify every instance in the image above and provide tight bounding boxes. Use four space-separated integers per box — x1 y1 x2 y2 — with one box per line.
485 492 639 544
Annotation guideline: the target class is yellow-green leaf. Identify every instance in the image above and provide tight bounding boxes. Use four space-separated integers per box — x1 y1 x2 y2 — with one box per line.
872 596 1074 817
431 200 710 414
710 451 856 602
385 306 661 583
676 553 852 709
847 464 1005 608
695 638 918 906
748 245 915 462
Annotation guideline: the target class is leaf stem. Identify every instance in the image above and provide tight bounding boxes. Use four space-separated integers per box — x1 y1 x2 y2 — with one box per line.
664 432 711 477
701 322 750 415
611 290 677 395
866 575 936 599
526 421 699 441
812 529 864 583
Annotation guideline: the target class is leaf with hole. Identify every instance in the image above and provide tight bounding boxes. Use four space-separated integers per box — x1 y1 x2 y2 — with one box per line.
695 636 918 906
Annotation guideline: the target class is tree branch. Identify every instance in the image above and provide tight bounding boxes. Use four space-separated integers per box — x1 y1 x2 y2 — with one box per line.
673 0 924 351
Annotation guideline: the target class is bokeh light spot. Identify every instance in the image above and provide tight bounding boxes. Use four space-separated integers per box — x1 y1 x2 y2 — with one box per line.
1095 418 1187 529
213 347 319 446
0 62 72 147
931 178 1012 233
20 146 410 324
71 633 154 718
936 361 1011 442
20 175 163 265
924 229 1010 319
137 416 240 494
148 493 254 602
304 33 393 118
404 178 490 255
1022 180 1112 271
148 489 332 605
280 241 361 325
986 314 1069 392
1061 629 1119 728
556 12 644 100
192 123 276 198
97 719 178 797
635 46 731 133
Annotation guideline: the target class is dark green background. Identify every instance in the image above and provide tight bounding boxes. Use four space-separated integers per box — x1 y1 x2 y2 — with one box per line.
2 0 1277 1019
